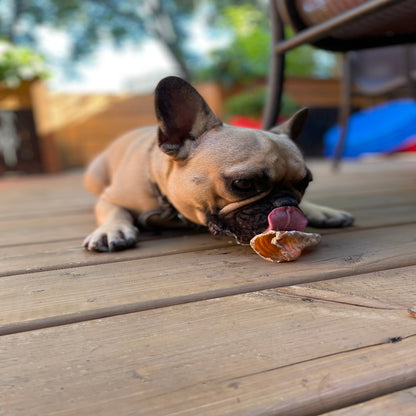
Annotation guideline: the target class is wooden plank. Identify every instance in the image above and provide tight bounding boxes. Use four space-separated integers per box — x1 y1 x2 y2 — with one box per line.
307 156 416 186
0 158 413 238
0 80 36 109
0 173 94 220
1 224 415 334
0 232 232 277
305 156 416 209
284 76 391 108
0 200 93 221
1 158 414 221
0 213 95 246
4 192 413 247
46 84 222 168
308 188 416 212
308 179 416 199
347 204 416 228
0 161 414 247
133 336 416 416
308 177 416 200
323 386 416 415
1 292 415 416
0 133 414 416
278 266 416 310
1 196 415 275
310 202 416 234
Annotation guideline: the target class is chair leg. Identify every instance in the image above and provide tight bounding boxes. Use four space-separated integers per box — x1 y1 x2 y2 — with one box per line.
333 53 352 169
263 1 286 130
404 44 416 100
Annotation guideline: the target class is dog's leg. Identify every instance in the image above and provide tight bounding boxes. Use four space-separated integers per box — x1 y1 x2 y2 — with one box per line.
300 200 354 228
84 153 110 196
83 197 139 252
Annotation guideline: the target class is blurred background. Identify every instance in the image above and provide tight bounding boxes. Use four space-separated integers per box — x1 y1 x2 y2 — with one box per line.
0 0 413 174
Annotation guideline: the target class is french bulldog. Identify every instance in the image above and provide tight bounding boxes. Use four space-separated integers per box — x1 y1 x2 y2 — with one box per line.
83 76 353 252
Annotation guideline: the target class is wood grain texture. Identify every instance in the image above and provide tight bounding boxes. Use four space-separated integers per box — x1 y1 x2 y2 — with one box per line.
1 224 415 334
1 293 415 416
1 157 415 415
0 232 231 277
323 387 416 416
322 386 416 416
280 266 416 309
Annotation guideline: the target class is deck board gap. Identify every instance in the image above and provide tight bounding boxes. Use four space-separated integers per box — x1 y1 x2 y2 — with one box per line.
0 241 232 278
226 334 416 382
264 290 404 311
2 259 416 337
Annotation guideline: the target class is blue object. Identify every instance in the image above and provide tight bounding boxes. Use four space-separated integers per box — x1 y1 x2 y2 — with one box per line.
324 99 416 158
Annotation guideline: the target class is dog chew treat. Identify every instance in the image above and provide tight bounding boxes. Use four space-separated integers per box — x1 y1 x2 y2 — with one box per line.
408 307 416 319
250 230 321 263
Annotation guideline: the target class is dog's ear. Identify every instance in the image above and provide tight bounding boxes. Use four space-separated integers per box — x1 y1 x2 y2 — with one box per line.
270 107 309 142
155 76 222 158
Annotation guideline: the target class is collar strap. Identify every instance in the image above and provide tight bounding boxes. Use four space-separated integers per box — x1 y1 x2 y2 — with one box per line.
137 183 195 230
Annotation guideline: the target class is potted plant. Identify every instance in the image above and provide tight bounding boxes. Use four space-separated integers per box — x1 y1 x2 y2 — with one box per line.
0 40 49 88
0 40 55 173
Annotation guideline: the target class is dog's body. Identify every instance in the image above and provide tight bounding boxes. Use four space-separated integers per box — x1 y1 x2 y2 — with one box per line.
84 76 353 252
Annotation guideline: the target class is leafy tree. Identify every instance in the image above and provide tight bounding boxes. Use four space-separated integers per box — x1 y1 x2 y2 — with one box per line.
195 4 322 86
0 0 268 80
195 4 270 85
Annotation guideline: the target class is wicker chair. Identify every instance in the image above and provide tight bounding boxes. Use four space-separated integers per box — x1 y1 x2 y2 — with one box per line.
263 0 416 165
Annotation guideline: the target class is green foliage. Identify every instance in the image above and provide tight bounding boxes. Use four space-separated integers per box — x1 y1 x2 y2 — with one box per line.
196 7 334 119
224 86 298 119
0 0 267 80
224 86 266 118
284 27 320 77
195 5 270 86
0 0 333 89
0 40 50 87
195 6 327 86
0 0 192 76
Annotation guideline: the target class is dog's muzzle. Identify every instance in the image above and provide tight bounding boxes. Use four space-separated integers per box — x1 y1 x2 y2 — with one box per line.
206 189 306 244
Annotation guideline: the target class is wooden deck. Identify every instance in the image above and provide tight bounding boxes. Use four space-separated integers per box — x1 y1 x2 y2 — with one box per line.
1 156 415 415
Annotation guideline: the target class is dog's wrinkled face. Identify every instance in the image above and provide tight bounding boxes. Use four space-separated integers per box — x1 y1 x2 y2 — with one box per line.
204 158 313 244
154 77 312 243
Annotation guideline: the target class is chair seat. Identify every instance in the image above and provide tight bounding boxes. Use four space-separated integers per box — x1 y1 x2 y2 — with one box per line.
350 46 416 95
278 0 416 51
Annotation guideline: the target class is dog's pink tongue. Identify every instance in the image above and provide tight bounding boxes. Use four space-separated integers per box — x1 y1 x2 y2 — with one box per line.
266 206 308 231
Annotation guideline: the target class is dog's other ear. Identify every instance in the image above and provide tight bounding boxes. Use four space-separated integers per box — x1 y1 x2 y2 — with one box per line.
155 76 222 158
270 107 309 142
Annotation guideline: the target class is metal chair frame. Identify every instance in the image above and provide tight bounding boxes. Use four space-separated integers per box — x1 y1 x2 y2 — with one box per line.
263 0 416 166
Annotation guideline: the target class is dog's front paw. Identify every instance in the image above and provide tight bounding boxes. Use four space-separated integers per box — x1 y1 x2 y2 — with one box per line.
301 201 354 228
83 222 139 252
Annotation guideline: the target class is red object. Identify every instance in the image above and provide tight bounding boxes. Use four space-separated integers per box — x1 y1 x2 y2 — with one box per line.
228 116 262 129
396 136 416 152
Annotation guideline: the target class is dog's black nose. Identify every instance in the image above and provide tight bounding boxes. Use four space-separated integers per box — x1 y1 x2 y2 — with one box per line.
274 199 298 208
271 190 299 208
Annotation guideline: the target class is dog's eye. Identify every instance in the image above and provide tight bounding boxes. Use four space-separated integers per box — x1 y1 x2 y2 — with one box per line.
227 171 271 196
294 169 313 193
232 179 256 192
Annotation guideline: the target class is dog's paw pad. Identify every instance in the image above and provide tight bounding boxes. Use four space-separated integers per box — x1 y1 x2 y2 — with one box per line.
83 224 139 252
307 208 354 228
83 234 109 252
108 234 138 252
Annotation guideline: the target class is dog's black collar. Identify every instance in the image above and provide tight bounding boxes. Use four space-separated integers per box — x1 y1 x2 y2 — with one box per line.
136 183 195 230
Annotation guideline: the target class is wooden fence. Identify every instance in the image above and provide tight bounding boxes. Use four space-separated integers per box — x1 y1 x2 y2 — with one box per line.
15 78 388 170
36 82 224 169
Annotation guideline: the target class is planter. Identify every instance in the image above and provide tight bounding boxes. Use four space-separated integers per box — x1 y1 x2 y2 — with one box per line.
0 80 60 174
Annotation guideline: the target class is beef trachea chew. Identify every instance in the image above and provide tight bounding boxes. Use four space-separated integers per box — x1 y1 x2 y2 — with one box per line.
250 230 321 262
